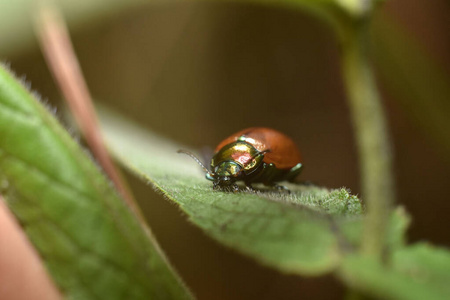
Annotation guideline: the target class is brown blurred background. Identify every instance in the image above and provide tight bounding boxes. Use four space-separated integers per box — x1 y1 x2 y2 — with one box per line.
2 0 450 299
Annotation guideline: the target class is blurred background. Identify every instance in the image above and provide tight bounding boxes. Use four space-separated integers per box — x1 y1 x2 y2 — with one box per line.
1 0 449 299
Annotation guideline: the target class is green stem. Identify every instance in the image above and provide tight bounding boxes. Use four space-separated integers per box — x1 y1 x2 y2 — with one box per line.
345 289 364 300
341 18 395 259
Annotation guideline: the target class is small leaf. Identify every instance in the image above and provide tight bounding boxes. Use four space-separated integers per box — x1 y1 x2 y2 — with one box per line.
99 108 408 276
0 65 192 299
339 243 450 300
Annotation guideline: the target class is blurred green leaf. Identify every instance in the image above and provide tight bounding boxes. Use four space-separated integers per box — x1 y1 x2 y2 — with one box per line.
0 65 192 299
339 243 450 300
99 108 408 276
373 15 450 158
0 0 147 57
0 0 376 58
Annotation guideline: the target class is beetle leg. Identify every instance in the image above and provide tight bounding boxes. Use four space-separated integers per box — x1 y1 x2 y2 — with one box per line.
276 184 290 193
263 182 291 193
245 182 255 192
286 163 303 182
260 163 290 193
263 163 279 182
213 181 220 190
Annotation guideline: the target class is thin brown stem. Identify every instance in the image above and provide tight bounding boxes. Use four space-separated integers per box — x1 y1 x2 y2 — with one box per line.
35 4 142 220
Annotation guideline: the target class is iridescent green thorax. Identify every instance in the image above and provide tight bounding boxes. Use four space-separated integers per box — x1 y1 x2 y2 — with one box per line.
206 141 266 190
210 141 263 177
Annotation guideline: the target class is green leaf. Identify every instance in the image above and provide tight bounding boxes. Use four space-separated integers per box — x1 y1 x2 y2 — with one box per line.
0 65 192 299
0 0 148 57
0 0 373 58
99 107 409 276
339 243 450 300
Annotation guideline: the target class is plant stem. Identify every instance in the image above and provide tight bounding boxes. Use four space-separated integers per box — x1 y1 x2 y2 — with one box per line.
341 18 395 259
35 4 142 221
345 289 364 300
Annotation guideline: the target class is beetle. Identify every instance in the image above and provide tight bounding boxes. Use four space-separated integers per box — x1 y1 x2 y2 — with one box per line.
178 127 303 192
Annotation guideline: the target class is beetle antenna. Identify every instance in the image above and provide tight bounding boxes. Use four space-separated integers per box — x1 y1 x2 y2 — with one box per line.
177 149 212 175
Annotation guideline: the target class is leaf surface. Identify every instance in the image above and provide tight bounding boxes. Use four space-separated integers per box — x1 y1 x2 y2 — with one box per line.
339 243 450 300
0 65 192 300
99 108 408 276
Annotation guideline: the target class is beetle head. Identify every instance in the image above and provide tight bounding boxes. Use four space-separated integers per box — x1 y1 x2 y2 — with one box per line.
207 161 243 189
177 149 242 192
